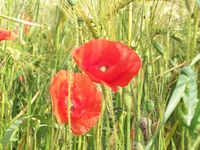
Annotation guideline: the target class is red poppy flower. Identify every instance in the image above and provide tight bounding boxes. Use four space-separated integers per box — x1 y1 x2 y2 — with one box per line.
50 70 102 135
71 39 142 92
0 29 18 41
14 12 32 34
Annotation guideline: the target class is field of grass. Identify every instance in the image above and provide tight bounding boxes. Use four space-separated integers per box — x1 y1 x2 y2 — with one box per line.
0 0 200 149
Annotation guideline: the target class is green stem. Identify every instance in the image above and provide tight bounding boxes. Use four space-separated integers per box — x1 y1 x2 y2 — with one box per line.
26 93 32 149
73 136 77 150
181 127 185 150
72 6 79 47
77 136 82 150
187 12 191 64
125 110 131 150
96 93 105 149
191 3 198 58
136 71 142 141
128 2 132 46
67 68 73 150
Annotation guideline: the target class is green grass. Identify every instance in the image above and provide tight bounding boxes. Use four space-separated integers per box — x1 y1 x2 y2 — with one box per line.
0 0 200 149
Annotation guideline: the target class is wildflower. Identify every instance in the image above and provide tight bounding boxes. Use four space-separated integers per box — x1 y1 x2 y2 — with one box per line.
18 76 23 82
50 70 102 135
14 12 32 34
0 29 18 41
71 39 142 92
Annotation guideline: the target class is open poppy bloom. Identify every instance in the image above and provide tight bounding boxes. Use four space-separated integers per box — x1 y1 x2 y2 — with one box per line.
50 70 102 135
0 29 18 41
71 39 142 92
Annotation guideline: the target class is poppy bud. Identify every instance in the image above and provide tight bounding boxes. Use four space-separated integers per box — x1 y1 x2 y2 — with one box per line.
68 0 78 6
122 90 132 111
147 64 152 76
146 100 155 113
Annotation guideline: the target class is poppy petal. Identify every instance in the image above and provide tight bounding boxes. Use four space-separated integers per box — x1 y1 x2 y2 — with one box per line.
50 70 68 123
0 29 18 41
50 70 102 135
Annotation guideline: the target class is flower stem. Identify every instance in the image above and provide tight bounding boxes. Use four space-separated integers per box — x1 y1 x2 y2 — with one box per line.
181 126 185 150
125 109 131 150
77 136 82 150
67 68 73 150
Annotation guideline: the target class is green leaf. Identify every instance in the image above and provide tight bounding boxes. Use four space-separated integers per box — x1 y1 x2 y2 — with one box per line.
189 101 200 135
1 116 31 150
1 115 47 150
152 40 164 56
177 67 198 131
152 40 176 67
189 54 200 67
165 120 179 147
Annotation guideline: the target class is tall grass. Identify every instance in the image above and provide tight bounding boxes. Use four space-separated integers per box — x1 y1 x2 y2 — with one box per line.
0 0 200 149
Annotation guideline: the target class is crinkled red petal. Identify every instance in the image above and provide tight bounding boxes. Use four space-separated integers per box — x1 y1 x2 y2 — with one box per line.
50 70 102 135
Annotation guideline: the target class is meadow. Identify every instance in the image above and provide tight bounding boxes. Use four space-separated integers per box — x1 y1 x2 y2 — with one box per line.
0 0 200 150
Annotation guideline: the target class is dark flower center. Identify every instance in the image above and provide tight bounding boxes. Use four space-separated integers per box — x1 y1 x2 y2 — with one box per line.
65 97 75 112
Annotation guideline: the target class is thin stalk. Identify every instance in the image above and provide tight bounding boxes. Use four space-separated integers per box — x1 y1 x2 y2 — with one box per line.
107 87 121 149
73 136 77 150
67 66 73 150
96 93 105 150
128 2 132 46
186 12 191 64
72 6 79 47
188 132 191 150
117 90 124 149
26 93 32 150
181 127 185 150
89 134 93 150
192 135 200 149
125 110 131 150
50 104 60 149
136 71 142 141
1 91 4 121
82 135 86 150
191 3 198 58
77 136 82 150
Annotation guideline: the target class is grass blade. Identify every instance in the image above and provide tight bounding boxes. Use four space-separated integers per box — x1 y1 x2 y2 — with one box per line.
1 116 32 150
0 14 44 27
189 54 200 67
